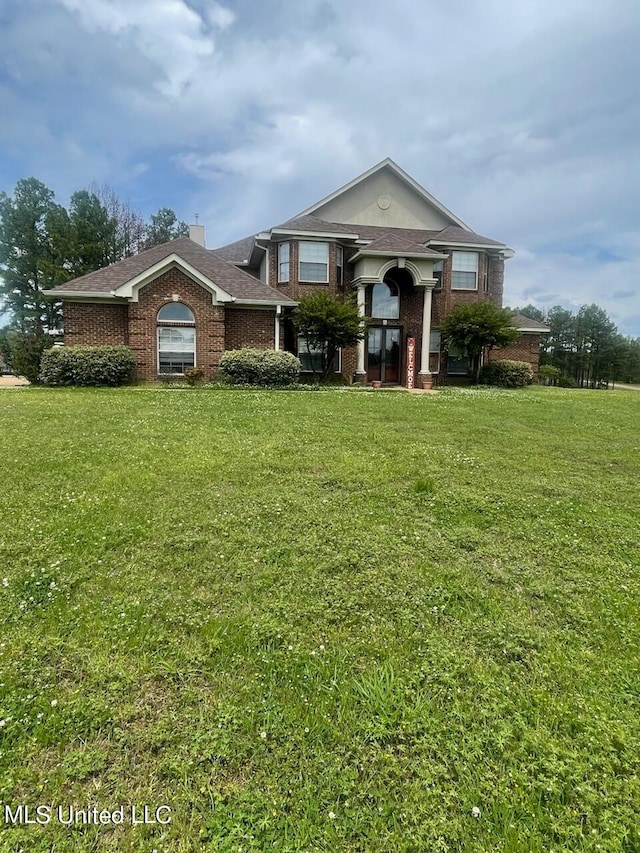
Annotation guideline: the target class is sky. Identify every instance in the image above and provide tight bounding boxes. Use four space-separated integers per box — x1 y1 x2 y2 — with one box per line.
1 0 639 334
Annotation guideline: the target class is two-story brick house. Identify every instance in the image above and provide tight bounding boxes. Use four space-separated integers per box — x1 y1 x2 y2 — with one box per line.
50 159 547 385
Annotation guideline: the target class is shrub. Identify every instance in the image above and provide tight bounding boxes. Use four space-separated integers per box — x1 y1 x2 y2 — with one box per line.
9 333 53 383
558 375 578 388
184 366 206 386
480 359 533 388
40 346 136 387
219 349 301 387
538 365 562 385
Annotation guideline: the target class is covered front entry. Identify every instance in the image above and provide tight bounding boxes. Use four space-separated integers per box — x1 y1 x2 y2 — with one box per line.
367 326 401 383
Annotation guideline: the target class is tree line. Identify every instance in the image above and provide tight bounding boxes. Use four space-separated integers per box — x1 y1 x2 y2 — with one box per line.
514 303 640 387
0 177 188 335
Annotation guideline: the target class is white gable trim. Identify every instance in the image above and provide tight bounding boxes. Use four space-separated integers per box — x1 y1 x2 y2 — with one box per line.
270 228 360 240
350 249 447 263
114 254 235 304
46 291 126 301
427 240 514 258
517 325 551 334
297 158 471 230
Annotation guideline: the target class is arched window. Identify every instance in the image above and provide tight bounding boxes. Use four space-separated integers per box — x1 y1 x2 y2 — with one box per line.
157 302 195 323
371 282 399 319
157 302 195 374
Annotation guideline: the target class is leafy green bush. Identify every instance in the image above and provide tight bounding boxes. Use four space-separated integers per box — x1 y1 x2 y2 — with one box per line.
480 359 533 388
558 375 578 388
9 333 53 383
219 348 301 387
538 364 561 385
40 345 135 386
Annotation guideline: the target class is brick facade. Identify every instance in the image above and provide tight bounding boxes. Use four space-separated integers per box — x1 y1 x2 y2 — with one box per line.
489 334 543 373
62 302 129 347
128 270 226 381
268 240 343 299
225 307 276 351
61 241 527 387
431 252 503 326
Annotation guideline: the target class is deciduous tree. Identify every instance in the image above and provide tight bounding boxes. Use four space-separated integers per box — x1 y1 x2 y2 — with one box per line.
441 302 519 383
293 292 365 380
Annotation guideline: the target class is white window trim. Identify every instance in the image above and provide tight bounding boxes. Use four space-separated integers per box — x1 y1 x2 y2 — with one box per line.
446 343 469 375
429 331 441 374
297 333 324 372
482 254 489 293
278 242 290 283
298 241 329 283
451 251 479 291
371 281 400 320
337 245 344 286
432 260 443 289
157 325 196 375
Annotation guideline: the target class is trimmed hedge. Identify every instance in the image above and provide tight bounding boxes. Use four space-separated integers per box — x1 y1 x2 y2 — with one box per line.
480 359 533 388
219 348 301 387
40 345 136 387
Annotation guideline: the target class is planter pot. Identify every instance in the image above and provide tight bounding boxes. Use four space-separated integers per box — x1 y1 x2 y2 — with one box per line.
371 380 382 389
421 379 433 391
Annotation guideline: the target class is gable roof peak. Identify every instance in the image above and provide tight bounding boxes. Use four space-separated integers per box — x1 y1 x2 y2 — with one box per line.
296 158 471 230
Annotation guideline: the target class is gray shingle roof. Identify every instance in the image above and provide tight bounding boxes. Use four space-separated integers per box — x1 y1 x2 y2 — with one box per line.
213 234 257 263
275 215 361 235
214 217 508 263
355 233 444 256
513 313 551 332
49 237 294 305
425 225 504 247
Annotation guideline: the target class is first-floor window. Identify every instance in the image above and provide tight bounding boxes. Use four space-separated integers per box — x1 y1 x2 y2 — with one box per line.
158 326 195 374
297 334 323 372
429 331 441 374
447 342 469 375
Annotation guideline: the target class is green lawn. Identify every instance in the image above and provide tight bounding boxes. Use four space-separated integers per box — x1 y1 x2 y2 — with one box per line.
0 386 638 852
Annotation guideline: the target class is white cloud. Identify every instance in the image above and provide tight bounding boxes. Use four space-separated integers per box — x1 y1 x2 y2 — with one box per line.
56 0 229 97
2 0 640 332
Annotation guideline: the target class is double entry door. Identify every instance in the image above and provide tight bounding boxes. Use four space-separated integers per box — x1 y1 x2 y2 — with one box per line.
367 326 401 383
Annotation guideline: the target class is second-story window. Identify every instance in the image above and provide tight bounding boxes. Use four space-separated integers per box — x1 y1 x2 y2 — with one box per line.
482 254 490 292
278 242 290 283
299 241 329 282
336 245 344 285
371 282 399 319
451 251 479 290
432 260 443 289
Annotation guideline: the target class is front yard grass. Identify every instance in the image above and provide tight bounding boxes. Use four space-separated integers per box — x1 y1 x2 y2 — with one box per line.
0 386 638 852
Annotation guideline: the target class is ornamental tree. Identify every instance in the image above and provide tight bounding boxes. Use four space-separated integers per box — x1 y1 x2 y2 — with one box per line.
293 291 365 380
441 301 519 383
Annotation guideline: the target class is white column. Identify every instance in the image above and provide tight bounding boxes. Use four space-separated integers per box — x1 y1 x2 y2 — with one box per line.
420 285 434 375
356 284 366 374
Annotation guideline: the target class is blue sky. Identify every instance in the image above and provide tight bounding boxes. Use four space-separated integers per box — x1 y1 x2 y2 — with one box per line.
1 0 639 334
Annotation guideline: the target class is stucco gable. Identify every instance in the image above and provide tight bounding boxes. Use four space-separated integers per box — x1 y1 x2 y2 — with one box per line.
298 158 469 232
